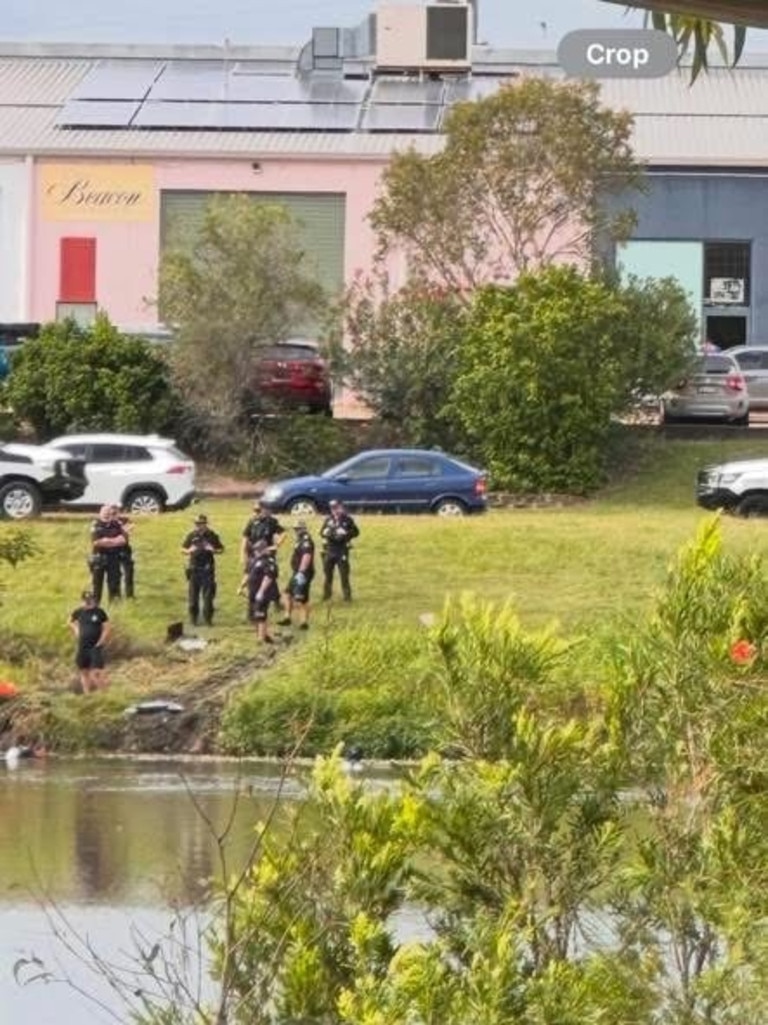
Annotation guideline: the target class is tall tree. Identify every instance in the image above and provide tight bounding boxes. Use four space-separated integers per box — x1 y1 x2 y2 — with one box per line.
370 77 642 292
159 194 326 434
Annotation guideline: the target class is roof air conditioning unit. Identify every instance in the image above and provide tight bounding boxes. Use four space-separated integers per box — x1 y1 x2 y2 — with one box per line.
375 3 473 71
709 278 745 304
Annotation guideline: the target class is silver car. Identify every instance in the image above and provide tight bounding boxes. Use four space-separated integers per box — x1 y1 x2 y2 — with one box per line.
661 353 749 426
726 345 768 411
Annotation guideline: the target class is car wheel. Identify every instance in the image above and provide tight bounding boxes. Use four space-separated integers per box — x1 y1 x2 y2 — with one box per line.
0 480 42 520
125 488 165 514
433 498 467 517
286 497 318 515
737 494 768 518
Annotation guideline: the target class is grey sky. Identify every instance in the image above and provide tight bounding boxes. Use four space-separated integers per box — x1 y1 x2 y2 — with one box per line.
3 0 766 52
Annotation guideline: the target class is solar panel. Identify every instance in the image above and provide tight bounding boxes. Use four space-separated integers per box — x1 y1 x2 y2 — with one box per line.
362 104 442 132
150 63 228 101
369 78 445 104
133 101 359 131
70 61 163 100
446 77 508 104
56 100 141 127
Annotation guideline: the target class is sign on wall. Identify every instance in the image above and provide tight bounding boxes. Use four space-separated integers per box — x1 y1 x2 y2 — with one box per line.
41 164 155 221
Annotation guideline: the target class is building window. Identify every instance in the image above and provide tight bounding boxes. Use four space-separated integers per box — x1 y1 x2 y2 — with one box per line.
56 302 98 327
703 241 750 305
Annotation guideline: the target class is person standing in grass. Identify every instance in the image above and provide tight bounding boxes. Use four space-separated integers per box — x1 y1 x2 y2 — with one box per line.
89 504 129 604
240 501 286 621
181 513 224 627
320 499 360 602
239 539 278 644
279 520 315 630
68 590 111 693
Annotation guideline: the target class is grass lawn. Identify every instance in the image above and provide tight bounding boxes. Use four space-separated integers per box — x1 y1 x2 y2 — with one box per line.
2 431 768 748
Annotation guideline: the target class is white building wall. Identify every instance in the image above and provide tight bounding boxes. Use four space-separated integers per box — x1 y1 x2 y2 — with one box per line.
0 160 30 320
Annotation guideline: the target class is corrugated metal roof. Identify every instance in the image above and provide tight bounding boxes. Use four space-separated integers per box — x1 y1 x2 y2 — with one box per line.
0 57 95 105
2 48 768 163
0 103 443 158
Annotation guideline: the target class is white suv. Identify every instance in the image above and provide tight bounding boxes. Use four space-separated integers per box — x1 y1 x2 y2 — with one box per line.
47 433 197 513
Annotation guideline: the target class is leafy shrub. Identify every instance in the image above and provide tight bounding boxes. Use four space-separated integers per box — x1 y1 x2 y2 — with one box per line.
4 315 182 439
220 625 441 758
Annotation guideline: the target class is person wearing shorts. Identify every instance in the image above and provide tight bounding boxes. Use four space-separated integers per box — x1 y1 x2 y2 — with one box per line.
279 520 315 630
69 590 111 693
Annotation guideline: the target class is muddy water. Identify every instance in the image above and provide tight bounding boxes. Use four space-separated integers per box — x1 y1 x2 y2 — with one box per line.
0 756 338 1024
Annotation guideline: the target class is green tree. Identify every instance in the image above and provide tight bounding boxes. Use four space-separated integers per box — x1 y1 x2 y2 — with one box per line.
335 274 469 449
370 77 643 291
602 1 751 79
158 194 326 444
450 265 697 493
4 315 179 439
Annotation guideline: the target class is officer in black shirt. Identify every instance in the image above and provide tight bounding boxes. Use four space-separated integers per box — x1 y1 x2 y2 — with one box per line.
239 539 278 643
320 499 360 602
279 520 316 629
68 590 111 693
111 505 135 599
240 501 286 620
89 505 129 604
181 513 224 626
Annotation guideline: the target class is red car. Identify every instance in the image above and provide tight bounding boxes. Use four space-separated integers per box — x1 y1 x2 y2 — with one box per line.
251 340 333 416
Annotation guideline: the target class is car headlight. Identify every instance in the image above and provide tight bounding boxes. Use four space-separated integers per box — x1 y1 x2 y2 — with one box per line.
263 485 283 501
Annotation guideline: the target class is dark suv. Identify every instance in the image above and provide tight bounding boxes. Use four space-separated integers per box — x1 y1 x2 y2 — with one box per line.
249 340 332 416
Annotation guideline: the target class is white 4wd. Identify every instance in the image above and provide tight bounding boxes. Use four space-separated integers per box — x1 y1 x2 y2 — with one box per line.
0 442 87 519
47 433 197 513
696 458 768 517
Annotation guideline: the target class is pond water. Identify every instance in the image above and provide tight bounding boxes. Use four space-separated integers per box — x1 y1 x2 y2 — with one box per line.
0 756 349 1024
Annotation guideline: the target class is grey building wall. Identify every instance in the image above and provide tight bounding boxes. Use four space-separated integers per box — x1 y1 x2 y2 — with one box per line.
630 171 768 342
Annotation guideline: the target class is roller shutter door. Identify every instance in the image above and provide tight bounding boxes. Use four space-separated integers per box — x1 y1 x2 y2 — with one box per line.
160 190 346 298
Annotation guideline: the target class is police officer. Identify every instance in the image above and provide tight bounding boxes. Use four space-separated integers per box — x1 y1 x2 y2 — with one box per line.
240 538 278 643
320 499 360 602
110 505 135 599
279 520 316 630
68 589 111 693
181 513 224 626
240 501 286 620
89 505 129 604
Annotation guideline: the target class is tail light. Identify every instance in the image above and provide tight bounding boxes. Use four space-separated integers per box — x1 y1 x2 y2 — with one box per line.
166 463 193 475
726 372 746 392
474 477 488 495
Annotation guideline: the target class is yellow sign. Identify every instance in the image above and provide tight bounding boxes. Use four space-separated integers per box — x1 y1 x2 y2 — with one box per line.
41 164 156 221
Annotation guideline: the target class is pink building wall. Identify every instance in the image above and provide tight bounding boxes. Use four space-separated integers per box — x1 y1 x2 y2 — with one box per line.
31 156 394 327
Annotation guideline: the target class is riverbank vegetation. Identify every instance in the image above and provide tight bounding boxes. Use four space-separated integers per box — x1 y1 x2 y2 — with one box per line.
25 510 768 1025
2 433 768 758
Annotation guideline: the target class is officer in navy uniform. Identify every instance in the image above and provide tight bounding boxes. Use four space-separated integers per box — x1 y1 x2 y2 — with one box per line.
68 589 111 693
240 538 278 643
110 505 135 599
89 505 129 604
240 501 286 620
320 499 360 602
279 520 316 630
181 513 224 626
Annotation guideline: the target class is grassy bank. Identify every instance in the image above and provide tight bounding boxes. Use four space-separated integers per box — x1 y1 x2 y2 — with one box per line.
2 431 768 754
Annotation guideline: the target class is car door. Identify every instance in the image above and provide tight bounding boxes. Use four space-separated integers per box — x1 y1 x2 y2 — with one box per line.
78 443 131 505
733 349 768 409
389 455 444 511
329 454 392 511
52 442 89 505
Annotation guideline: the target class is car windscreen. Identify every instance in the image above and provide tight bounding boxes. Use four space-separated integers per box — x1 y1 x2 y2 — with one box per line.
260 345 319 361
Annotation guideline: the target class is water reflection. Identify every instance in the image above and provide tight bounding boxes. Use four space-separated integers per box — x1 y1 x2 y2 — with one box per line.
0 757 310 906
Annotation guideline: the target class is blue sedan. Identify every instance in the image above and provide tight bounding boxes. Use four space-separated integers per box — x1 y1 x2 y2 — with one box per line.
260 449 488 516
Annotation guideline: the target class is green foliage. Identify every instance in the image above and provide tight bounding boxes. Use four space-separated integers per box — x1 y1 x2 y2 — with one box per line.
0 528 38 569
334 274 470 450
371 77 642 290
640 5 747 81
451 265 697 493
159 194 327 439
220 626 440 758
3 315 180 438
